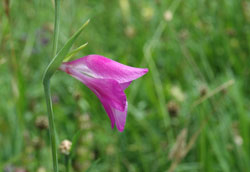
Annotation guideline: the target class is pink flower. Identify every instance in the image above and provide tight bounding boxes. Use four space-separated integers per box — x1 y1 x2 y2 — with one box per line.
59 55 148 132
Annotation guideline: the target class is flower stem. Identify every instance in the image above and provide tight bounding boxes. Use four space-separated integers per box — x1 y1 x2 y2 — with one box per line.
43 81 58 172
65 155 70 172
52 0 60 58
43 0 60 171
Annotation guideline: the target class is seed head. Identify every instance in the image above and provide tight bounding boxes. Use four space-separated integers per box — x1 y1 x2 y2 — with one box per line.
125 25 136 38
232 122 243 146
199 85 208 97
32 137 45 149
167 101 179 117
59 140 72 155
35 116 49 130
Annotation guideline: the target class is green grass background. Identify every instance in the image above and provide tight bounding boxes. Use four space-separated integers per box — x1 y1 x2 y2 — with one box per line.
0 0 250 171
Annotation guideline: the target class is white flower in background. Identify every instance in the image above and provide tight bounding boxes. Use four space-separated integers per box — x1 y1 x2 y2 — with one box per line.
59 140 72 155
164 10 173 22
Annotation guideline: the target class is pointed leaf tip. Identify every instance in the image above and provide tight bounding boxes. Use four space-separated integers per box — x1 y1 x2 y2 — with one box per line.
63 42 88 62
43 19 90 82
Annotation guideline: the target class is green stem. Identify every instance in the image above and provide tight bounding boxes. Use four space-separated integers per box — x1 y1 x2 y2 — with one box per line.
43 0 88 171
52 0 60 58
43 0 60 171
43 81 58 172
65 155 70 172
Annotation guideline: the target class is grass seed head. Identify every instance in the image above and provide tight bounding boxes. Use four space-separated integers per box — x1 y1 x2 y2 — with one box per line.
59 140 72 155
35 116 49 130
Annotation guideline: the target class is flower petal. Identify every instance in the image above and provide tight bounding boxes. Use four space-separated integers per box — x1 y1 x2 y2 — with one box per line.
102 102 116 129
60 65 127 111
119 81 132 90
101 100 128 132
62 54 148 84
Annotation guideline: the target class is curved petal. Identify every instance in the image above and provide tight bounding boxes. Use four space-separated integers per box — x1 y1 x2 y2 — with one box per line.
101 100 128 132
63 68 127 111
62 67 128 131
119 81 132 90
62 55 148 84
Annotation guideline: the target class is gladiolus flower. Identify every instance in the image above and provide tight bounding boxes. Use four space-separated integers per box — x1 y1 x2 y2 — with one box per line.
59 55 148 132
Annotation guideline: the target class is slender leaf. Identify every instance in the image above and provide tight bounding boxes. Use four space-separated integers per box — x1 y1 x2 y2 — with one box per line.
69 130 83 159
43 19 90 83
63 42 88 62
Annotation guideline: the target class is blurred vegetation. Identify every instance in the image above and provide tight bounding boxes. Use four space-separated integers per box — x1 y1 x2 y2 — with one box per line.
0 0 250 171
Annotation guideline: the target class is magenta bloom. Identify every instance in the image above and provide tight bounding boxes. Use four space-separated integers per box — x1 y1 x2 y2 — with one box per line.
59 55 148 132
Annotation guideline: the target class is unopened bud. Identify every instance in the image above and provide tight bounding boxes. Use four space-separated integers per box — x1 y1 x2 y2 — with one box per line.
59 140 72 155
